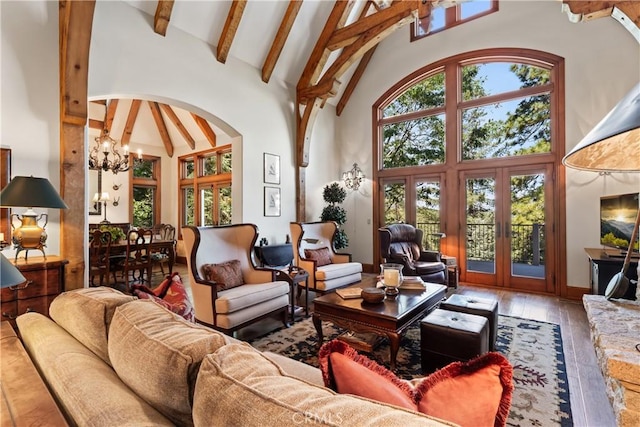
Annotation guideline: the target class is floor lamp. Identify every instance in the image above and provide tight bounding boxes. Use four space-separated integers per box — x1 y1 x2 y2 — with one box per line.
563 82 640 300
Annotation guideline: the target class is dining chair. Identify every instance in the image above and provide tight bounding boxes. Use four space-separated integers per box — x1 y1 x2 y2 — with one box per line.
89 229 112 287
112 228 154 291
151 224 176 276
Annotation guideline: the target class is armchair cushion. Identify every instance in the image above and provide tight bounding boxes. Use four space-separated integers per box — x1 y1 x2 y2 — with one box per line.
203 259 244 290
304 247 332 266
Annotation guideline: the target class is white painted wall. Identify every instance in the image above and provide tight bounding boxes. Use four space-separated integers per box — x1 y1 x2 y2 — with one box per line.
336 0 640 288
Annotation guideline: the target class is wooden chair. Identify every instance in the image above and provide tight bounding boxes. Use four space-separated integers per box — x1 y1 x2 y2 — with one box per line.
112 228 154 291
151 224 176 276
89 229 112 287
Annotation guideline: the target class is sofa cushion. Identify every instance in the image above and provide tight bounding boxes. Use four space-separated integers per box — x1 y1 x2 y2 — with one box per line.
16 312 174 426
319 339 513 427
202 259 244 290
314 273 362 291
49 287 136 365
192 343 453 427
133 272 195 322
315 262 362 280
304 247 332 266
109 300 229 426
214 281 289 314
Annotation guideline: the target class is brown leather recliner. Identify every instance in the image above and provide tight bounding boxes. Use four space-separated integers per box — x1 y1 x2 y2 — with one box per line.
378 223 447 285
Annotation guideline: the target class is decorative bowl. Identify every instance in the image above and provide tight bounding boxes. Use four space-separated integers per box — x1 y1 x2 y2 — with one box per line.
361 287 385 304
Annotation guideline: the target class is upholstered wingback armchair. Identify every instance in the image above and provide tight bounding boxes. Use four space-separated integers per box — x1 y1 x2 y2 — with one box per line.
182 224 290 335
378 223 447 285
290 221 362 295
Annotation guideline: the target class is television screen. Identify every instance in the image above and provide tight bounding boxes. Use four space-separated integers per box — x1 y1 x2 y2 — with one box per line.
600 192 639 252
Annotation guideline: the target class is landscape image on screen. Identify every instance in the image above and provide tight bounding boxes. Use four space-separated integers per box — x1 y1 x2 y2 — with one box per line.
600 192 639 252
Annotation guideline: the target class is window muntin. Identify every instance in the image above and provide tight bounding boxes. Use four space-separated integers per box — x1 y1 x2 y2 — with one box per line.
382 114 445 168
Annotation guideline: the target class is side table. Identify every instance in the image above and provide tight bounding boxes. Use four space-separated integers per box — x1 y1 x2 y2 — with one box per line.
276 267 309 322
441 255 458 288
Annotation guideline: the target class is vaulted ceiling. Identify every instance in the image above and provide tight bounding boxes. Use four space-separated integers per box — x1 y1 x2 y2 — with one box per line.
88 0 639 159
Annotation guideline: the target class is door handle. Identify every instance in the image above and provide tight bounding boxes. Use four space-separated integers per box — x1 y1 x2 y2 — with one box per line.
496 222 501 238
505 221 511 238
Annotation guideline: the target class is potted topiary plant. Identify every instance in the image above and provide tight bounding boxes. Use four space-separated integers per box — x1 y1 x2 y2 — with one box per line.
320 182 348 250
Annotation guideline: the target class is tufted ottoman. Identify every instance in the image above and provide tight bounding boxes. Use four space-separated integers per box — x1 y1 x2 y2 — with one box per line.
420 308 489 373
440 294 499 350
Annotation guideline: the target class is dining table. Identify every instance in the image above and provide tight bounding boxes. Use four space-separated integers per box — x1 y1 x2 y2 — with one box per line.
107 238 176 275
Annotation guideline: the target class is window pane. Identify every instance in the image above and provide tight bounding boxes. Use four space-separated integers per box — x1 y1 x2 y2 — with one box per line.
383 114 445 168
416 180 441 250
415 7 445 37
133 159 154 178
461 94 551 160
133 186 154 227
384 182 406 224
221 152 232 173
218 185 232 225
460 0 492 19
183 159 195 179
200 187 214 225
466 177 495 274
462 63 550 101
183 187 194 226
202 155 217 176
383 73 445 118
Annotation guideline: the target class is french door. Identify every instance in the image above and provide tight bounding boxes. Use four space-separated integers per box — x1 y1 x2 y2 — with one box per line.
460 165 555 293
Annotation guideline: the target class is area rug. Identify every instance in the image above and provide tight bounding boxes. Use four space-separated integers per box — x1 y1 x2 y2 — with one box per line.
249 314 573 426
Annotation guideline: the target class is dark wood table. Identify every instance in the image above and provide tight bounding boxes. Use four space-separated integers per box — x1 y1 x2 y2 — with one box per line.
312 276 447 370
101 239 176 274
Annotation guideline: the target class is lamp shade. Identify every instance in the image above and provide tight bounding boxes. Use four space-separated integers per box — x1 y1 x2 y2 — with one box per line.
0 253 26 288
0 176 68 209
563 83 640 172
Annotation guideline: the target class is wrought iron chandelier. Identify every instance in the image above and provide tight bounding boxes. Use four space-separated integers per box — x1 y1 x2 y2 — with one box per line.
88 130 130 174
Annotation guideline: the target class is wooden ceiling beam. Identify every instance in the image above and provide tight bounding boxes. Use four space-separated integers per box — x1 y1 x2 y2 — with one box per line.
121 99 141 145
159 103 196 149
298 1 355 90
563 1 640 26
88 118 103 129
103 99 118 136
217 0 247 64
148 101 175 157
191 113 217 147
154 0 175 36
262 0 303 83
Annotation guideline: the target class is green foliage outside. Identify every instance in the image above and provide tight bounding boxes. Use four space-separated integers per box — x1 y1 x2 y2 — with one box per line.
133 187 154 227
320 182 348 250
383 62 551 265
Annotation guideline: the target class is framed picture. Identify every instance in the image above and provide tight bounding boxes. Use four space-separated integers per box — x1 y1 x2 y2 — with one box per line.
263 153 280 184
264 186 281 217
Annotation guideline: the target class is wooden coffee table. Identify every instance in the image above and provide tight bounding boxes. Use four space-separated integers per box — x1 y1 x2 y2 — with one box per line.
312 276 447 370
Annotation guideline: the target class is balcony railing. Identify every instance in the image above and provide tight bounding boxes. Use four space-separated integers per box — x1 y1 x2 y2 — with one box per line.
416 222 545 266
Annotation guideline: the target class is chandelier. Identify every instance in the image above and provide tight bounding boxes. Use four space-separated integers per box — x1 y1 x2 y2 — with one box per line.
342 163 365 190
88 130 131 174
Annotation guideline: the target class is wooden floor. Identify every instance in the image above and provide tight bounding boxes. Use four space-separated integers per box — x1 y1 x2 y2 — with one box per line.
168 266 616 427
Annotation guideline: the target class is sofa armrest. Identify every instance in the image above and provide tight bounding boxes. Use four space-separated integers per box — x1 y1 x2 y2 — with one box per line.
418 251 441 262
332 252 352 263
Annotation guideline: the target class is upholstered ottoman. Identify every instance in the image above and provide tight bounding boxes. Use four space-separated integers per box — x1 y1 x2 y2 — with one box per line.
420 308 489 373
440 294 499 350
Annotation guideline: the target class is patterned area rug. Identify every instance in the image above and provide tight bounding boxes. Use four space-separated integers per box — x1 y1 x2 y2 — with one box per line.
249 314 573 426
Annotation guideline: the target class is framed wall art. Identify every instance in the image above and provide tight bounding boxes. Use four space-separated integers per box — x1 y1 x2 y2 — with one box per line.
264 186 281 217
263 153 280 184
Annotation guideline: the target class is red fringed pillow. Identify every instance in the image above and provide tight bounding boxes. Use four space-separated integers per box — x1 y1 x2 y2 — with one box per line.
132 273 195 322
304 247 332 266
318 340 513 427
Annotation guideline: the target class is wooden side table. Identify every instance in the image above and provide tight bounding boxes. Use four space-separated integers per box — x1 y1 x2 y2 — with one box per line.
276 267 309 322
441 255 458 288
0 321 68 426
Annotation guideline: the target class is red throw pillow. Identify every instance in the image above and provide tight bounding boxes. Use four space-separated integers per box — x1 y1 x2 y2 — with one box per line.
202 260 244 290
318 340 513 427
304 247 332 266
133 273 195 322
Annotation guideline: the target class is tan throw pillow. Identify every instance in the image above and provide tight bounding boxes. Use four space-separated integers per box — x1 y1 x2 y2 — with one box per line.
304 247 332 266
202 260 244 290
108 300 229 426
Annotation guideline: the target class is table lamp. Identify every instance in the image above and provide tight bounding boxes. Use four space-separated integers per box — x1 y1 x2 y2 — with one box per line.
562 82 640 300
0 252 26 288
0 176 68 261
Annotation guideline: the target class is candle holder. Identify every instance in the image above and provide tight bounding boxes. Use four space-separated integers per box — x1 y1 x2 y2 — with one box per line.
380 263 403 298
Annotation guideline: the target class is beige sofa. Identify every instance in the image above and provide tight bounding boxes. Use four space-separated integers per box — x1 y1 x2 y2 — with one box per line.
17 287 455 427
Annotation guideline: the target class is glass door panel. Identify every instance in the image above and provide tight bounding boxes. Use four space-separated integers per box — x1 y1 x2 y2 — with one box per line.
199 186 214 226
416 180 442 251
383 181 406 224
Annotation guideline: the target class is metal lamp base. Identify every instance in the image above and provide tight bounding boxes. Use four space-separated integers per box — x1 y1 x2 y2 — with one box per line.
11 213 48 262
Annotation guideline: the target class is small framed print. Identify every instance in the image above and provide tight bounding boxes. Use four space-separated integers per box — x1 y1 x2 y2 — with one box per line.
263 153 280 184
264 186 281 217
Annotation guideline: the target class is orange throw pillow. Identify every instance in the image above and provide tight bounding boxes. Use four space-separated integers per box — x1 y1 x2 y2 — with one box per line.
318 340 513 427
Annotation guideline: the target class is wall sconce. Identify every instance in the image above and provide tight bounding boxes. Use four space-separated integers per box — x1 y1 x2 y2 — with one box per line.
342 163 365 190
0 176 68 261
